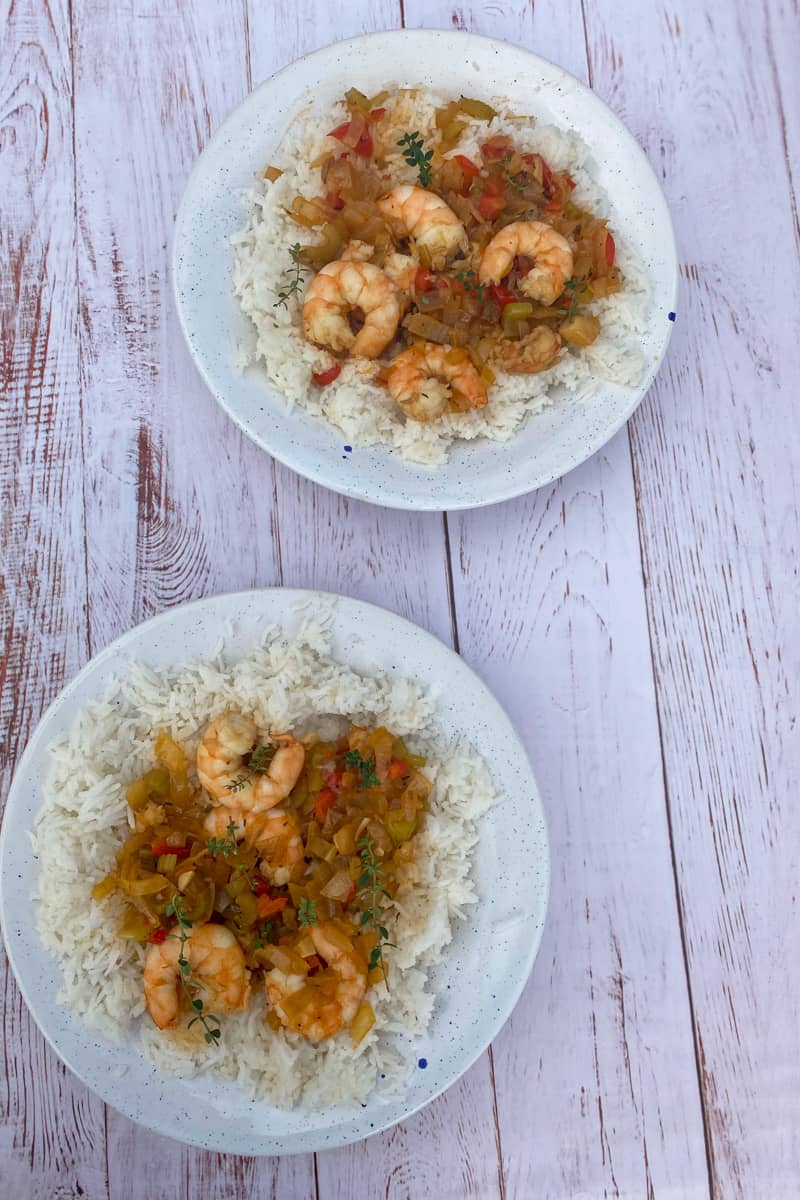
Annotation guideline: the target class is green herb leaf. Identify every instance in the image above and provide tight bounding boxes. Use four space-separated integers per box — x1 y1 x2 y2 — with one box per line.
273 243 308 310
356 834 394 990
225 774 250 795
397 131 434 187
167 892 222 1047
298 897 318 928
249 744 276 773
343 750 379 789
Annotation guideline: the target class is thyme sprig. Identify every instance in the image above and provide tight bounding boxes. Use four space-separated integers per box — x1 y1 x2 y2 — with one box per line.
344 749 379 789
397 131 433 187
249 744 276 773
273 243 308 309
164 894 221 1045
206 818 257 891
253 921 276 950
563 275 590 319
225 774 250 795
357 834 395 988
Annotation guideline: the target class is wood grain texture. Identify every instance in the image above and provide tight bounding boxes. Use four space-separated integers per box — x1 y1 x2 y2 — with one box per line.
69 1 309 1195
406 1 712 1197
2 0 798 1195
581 1 800 1196
0 2 108 1196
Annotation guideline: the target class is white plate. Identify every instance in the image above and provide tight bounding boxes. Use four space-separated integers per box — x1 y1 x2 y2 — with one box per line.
173 29 678 511
0 589 549 1155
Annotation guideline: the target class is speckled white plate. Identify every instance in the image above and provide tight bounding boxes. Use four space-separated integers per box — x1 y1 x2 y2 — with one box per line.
0 589 548 1155
173 29 677 511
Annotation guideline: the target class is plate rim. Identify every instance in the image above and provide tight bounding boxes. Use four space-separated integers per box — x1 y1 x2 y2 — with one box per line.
0 586 551 1154
171 27 679 512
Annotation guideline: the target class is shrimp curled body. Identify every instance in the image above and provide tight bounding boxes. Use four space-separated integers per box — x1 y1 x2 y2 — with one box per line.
387 342 488 422
377 186 468 269
479 220 574 306
302 260 402 359
265 923 368 1042
143 923 251 1031
204 805 304 886
196 711 305 814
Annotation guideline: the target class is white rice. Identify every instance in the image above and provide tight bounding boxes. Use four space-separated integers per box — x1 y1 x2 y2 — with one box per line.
232 86 650 466
32 617 495 1108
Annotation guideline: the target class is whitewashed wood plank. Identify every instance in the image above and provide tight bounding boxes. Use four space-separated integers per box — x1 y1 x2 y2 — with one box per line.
70 2 313 1195
0 2 109 1196
74 0 282 657
245 2 504 1196
764 0 799 245
583 1 800 1195
404 0 713 1196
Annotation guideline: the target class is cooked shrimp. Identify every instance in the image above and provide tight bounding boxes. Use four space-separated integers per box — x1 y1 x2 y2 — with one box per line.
197 712 305 813
203 805 304 887
247 806 305 886
493 326 562 374
377 186 468 269
479 220 573 305
302 260 402 358
382 252 418 295
265 923 367 1041
340 239 375 262
144 923 250 1031
386 343 488 422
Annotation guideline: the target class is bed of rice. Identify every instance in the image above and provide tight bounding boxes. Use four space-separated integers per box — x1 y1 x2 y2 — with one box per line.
31 619 495 1108
232 85 650 466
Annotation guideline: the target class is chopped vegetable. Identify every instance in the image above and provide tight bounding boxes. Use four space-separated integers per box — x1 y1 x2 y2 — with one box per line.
151 840 190 859
478 192 506 220
311 362 342 387
560 313 601 347
257 895 288 920
458 96 497 121
314 787 338 822
489 283 517 309
351 1000 376 1047
454 153 480 179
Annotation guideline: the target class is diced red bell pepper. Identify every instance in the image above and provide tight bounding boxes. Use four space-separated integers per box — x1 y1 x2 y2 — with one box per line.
148 927 168 944
482 173 506 197
478 192 506 221
481 135 513 162
257 895 288 919
605 231 616 268
489 283 516 308
151 841 190 859
325 770 344 790
252 877 272 897
304 954 321 974
386 759 409 781
312 362 342 387
354 130 373 157
314 787 337 823
328 120 373 157
454 153 480 179
414 265 435 292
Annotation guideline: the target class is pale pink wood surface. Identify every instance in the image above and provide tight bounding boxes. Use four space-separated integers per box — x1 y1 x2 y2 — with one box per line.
1 1 796 1197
